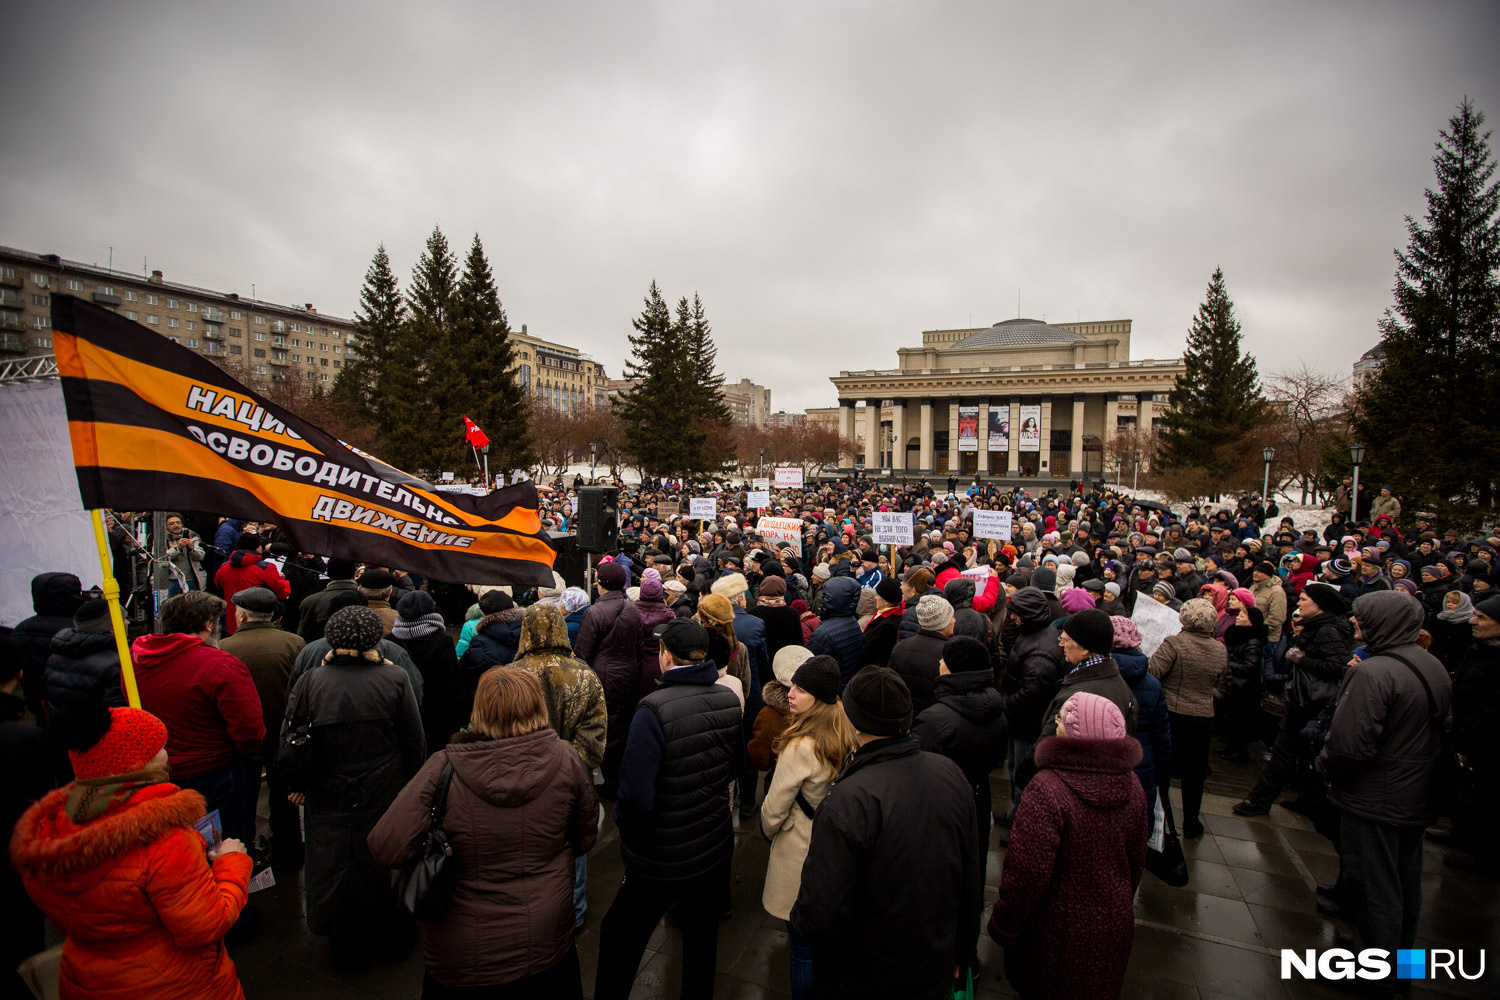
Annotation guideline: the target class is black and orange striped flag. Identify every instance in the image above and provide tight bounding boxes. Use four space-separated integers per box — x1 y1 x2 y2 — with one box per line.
53 296 556 586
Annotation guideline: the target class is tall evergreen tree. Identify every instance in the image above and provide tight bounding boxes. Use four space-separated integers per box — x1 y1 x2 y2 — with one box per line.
1354 99 1500 523
383 227 461 473
1155 267 1268 488
682 293 734 475
446 234 535 475
332 244 405 419
617 281 686 475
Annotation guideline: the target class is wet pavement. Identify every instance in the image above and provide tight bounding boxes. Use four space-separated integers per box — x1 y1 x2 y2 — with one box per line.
228 747 1500 999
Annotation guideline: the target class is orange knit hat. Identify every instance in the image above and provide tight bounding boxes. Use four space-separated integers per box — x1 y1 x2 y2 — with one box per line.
69 707 169 780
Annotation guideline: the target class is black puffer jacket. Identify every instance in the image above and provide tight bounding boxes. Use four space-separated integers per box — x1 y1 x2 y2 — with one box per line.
791 737 979 1000
43 627 126 716
998 589 1064 744
1222 615 1267 706
912 670 1008 792
887 629 949 716
1286 612 1354 709
12 573 83 718
808 578 864 688
459 608 526 685
943 579 994 648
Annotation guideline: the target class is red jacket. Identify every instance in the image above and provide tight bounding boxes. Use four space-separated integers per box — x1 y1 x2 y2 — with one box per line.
213 552 290 635
131 633 265 779
10 783 251 1000
934 566 1001 612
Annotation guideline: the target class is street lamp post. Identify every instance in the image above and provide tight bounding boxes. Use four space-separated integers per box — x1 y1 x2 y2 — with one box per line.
1349 443 1366 523
759 447 765 479
1262 446 1276 506
1133 450 1141 493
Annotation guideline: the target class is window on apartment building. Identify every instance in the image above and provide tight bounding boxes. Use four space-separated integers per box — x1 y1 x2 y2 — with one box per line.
319 373 328 382
166 298 177 309
319 358 328 367
320 343 328 351
124 310 137 321
186 302 197 313
229 345 242 355
228 327 241 337
146 294 158 306
253 349 266 358
229 310 242 320
66 279 83 291
30 274 49 288
1 267 14 279
31 294 47 306
146 315 159 325
332 359 340 367
186 321 196 331
168 318 179 328
33 336 51 349
333 345 341 354
253 316 265 325
125 290 137 301
185 339 197 348
255 365 268 375
254 332 266 341
332 330 340 339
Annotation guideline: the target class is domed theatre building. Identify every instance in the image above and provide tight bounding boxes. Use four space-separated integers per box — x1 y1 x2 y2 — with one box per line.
829 318 1183 480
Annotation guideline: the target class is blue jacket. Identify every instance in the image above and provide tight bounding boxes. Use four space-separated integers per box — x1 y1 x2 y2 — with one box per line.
1114 645 1172 817
808 577 865 687
856 566 885 590
565 607 587 647
732 604 768 739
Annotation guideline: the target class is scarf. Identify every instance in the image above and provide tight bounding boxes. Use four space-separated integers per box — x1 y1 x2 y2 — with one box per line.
392 612 446 641
1438 592 1475 623
66 763 172 824
757 596 786 608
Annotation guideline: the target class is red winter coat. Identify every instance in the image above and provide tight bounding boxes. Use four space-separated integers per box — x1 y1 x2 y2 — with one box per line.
988 734 1146 1000
212 552 290 635
10 783 251 1000
132 633 265 779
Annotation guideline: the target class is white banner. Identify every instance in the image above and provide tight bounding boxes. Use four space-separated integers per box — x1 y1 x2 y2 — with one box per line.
440 471 455 481
0 380 106 627
1131 594 1182 657
1019 405 1041 452
957 405 979 452
751 477 770 490
689 497 718 520
746 490 770 509
871 511 914 547
756 516 803 553
774 467 804 488
972 509 1013 541
961 566 991 583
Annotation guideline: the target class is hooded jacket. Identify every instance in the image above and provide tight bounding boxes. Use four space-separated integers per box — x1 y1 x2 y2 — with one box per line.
887 628 950 716
212 552 290 636
1319 592 1452 827
807 577 865 687
1112 646 1172 816
988 735 1146 1000
574 590 645 708
747 680 791 773
44 627 126 717
13 572 83 717
913 670 1009 795
507 606 608 770
367 728 597 988
131 633 265 779
9 784 252 1000
791 737 979 1000
999 589 1065 744
943 578 995 647
1148 600 1227 719
459 607 526 683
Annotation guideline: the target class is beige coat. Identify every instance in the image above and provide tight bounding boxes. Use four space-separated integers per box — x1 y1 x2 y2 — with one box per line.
1250 577 1288 643
759 736 835 920
1148 600 1226 718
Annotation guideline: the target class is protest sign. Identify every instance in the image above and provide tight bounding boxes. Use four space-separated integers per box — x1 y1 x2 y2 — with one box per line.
774 467 804 488
871 511 914 546
756 516 803 553
1131 595 1182 656
659 500 680 518
689 497 717 520
747 490 770 509
752 477 770 490
972 509 1013 541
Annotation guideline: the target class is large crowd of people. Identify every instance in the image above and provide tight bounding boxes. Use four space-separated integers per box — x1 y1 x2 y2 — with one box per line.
2 472 1495 999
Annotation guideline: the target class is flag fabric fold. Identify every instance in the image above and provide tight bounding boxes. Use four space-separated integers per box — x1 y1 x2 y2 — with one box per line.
51 296 555 586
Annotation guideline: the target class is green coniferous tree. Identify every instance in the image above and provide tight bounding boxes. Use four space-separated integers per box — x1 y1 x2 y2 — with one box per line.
617 281 684 475
1354 99 1500 523
386 227 460 474
1155 267 1268 492
683 292 734 476
332 244 405 422
447 234 535 476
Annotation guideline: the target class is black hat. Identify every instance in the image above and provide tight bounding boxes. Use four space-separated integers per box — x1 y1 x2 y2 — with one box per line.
478 589 515 615
1063 608 1115 655
843 666 912 736
1302 582 1346 617
790 654 841 704
74 598 113 629
235 531 262 551
1254 560 1278 577
942 636 990 674
359 568 395 590
875 578 902 605
231 587 278 615
396 590 437 621
1475 593 1500 622
326 558 359 580
1081 578 1105 593
653 618 711 660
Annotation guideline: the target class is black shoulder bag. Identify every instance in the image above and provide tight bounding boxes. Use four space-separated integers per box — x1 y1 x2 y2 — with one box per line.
1386 652 1467 815
1145 790 1189 887
393 761 457 919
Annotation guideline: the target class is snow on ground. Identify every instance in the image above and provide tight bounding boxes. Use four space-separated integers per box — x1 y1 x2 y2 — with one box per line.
1101 482 1337 539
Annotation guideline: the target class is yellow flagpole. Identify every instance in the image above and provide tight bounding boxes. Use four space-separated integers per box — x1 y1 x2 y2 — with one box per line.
90 509 141 708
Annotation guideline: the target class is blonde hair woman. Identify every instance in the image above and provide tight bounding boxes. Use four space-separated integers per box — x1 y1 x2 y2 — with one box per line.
759 654 856 1000
697 594 750 709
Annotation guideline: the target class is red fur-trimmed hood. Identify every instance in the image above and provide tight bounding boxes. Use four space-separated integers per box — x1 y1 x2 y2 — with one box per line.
10 783 207 878
1033 735 1143 810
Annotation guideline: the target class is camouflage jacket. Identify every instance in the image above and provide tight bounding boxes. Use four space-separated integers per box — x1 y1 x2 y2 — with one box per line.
511 603 608 770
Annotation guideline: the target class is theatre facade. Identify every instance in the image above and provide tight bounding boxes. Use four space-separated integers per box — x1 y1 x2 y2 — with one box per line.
827 318 1183 479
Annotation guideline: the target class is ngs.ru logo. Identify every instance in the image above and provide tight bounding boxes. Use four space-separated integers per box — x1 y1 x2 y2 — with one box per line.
1281 948 1486 981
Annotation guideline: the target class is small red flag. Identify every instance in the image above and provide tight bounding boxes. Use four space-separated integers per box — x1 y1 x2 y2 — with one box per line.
463 415 490 449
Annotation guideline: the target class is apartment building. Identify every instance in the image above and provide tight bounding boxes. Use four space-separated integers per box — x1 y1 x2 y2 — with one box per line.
508 324 608 412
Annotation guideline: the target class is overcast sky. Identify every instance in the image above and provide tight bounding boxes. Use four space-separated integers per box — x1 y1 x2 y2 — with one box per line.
4 1 1496 411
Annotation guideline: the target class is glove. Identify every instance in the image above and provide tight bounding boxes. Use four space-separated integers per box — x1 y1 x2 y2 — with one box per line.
1283 647 1306 666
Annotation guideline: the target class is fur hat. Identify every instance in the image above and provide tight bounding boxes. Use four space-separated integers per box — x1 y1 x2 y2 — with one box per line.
1302 582 1346 617
941 636 990 673
711 572 749 600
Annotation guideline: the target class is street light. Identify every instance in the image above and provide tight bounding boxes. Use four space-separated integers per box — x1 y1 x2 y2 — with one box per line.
1261 446 1275 506
1349 443 1366 522
589 441 597 481
759 447 765 479
1133 450 1141 492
